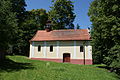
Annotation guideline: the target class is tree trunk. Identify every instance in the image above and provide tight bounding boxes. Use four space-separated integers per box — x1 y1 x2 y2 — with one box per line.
0 51 5 62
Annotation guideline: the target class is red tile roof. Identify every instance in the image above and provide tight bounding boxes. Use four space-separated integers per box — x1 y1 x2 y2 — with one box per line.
30 29 91 41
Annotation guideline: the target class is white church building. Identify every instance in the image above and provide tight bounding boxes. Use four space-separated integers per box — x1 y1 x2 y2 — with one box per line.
29 28 92 65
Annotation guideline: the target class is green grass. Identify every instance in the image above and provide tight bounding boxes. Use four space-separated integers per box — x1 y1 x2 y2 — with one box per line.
0 56 119 80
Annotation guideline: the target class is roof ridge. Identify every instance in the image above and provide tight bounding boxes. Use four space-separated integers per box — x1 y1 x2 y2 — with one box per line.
53 29 87 31
37 29 87 32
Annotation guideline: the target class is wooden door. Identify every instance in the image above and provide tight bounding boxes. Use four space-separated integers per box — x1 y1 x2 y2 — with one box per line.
63 53 70 62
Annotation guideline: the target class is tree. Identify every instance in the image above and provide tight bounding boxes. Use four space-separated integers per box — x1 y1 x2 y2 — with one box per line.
8 0 27 54
28 9 48 30
76 24 80 29
48 0 76 29
88 0 120 69
9 0 26 24
13 9 48 55
0 0 17 53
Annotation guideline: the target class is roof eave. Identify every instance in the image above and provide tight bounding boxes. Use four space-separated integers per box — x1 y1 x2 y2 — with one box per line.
30 39 92 42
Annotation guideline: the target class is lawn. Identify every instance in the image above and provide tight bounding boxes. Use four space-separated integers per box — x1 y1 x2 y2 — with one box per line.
0 56 119 80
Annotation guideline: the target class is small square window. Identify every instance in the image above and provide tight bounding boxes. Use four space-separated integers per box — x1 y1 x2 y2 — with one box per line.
38 45 41 52
80 46 84 52
50 45 53 52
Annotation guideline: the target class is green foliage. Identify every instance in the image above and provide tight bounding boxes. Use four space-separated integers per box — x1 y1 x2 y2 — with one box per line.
9 0 26 23
88 0 120 68
28 9 48 30
0 0 18 52
0 56 119 80
76 24 80 29
48 0 76 29
7 0 27 54
13 9 48 55
107 45 120 68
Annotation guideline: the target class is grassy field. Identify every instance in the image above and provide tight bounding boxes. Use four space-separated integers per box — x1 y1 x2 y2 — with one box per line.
0 56 119 80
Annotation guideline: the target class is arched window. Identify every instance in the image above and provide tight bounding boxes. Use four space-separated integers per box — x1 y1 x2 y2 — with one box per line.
50 45 53 52
38 45 41 52
80 46 84 52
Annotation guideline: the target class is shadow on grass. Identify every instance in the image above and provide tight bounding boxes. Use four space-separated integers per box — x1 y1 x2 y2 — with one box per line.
0 58 34 72
97 65 120 79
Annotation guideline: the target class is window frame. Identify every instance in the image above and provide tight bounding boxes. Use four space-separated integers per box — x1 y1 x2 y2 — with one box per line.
38 45 41 52
50 45 53 52
80 46 84 52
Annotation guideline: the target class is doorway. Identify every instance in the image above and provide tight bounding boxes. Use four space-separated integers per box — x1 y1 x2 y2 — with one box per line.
63 53 70 62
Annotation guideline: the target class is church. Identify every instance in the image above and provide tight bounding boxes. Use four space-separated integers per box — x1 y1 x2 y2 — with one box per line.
29 27 92 65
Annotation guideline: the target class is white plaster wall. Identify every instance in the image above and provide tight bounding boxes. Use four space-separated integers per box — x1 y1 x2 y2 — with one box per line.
30 41 92 60
29 43 32 58
31 42 44 58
